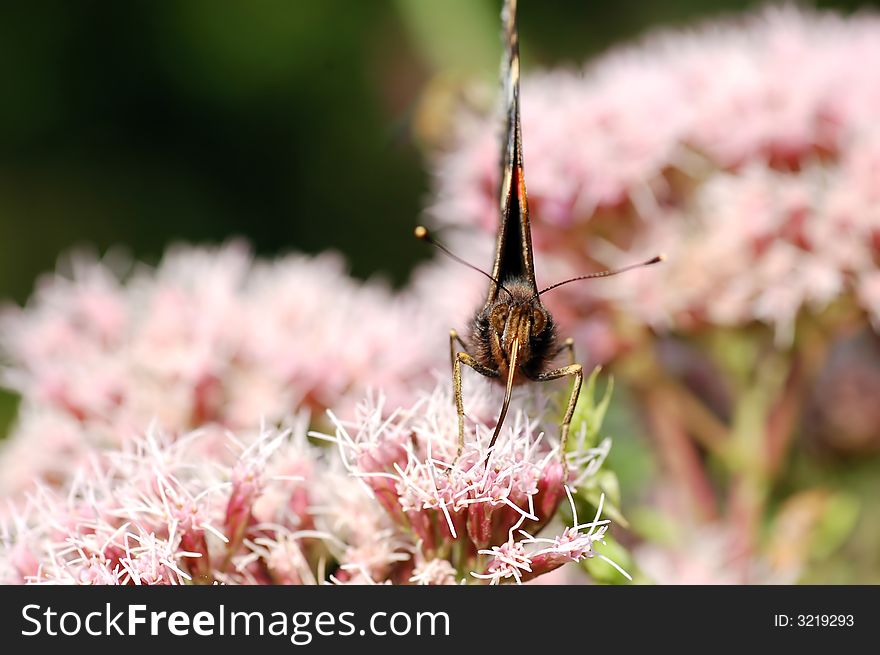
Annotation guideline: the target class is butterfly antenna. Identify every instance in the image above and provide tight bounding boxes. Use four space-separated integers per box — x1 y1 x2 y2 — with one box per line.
535 254 666 298
415 226 513 299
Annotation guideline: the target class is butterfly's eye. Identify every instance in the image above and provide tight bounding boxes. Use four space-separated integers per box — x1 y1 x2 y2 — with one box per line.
532 307 547 334
491 304 509 333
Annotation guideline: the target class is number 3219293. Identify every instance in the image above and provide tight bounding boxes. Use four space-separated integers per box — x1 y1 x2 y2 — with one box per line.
798 615 854 627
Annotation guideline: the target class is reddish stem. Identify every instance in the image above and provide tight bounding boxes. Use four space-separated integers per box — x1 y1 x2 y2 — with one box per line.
642 387 718 522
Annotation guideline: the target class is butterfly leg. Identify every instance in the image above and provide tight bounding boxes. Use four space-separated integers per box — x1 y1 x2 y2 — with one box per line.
534 363 583 482
449 329 470 371
453 351 499 462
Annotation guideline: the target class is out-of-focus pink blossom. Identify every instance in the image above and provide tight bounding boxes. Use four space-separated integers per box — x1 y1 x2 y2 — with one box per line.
0 244 445 433
409 556 459 585
0 244 448 494
634 525 790 585
0 408 98 495
429 7 880 347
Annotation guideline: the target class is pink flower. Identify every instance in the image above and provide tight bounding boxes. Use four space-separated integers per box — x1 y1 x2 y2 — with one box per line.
0 421 334 585
472 488 629 585
1 371 623 586
0 244 448 495
319 380 623 584
428 6 880 346
634 525 787 585
409 557 459 585
1 244 446 434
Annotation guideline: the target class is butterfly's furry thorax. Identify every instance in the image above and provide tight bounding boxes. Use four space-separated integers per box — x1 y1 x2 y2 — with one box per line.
469 276 558 383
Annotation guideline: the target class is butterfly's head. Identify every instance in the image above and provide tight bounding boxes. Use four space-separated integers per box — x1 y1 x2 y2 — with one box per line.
474 278 557 381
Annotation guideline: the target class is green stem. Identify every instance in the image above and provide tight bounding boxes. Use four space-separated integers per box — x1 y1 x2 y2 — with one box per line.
726 349 791 578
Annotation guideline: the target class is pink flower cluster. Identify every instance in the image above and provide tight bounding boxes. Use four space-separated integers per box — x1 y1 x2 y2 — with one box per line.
324 382 623 584
1 380 622 585
430 7 880 344
0 232 623 585
0 419 342 584
14 4 870 586
0 243 446 494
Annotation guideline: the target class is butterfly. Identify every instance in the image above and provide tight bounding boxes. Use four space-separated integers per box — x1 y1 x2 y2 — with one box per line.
417 0 662 476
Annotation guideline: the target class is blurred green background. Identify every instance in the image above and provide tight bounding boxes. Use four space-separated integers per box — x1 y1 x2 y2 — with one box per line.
0 0 876 434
